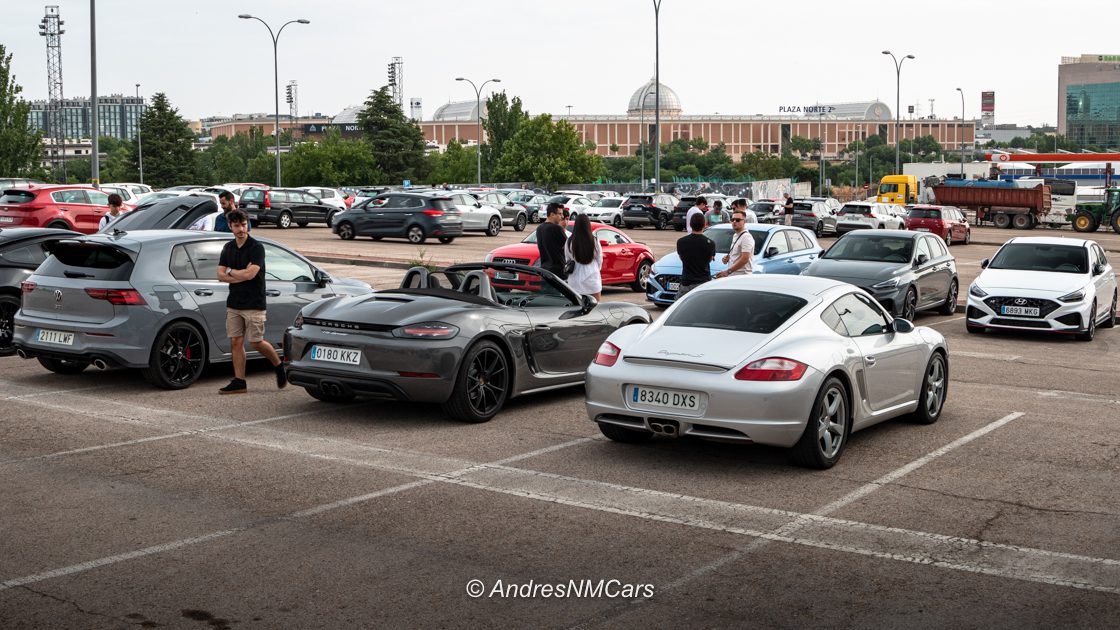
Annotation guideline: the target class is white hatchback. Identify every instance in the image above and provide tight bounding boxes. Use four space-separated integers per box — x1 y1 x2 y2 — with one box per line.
967 237 1117 341
835 202 905 233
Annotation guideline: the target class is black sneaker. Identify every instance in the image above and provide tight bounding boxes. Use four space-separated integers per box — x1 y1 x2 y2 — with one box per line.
219 378 247 395
275 364 287 389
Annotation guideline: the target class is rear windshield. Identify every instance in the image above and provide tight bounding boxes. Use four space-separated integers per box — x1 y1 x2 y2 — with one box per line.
908 209 942 219
664 289 807 334
547 195 572 204
840 205 872 215
104 198 218 231
748 202 774 214
989 243 1088 274
627 195 653 204
241 189 265 202
38 242 135 281
593 198 623 207
1 190 38 204
431 198 455 211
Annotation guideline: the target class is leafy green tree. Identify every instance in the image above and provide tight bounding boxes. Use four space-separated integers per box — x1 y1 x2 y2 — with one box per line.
428 139 476 184
788 135 819 157
280 128 384 186
482 91 529 179
136 93 195 187
493 115 603 189
0 45 45 179
357 86 428 182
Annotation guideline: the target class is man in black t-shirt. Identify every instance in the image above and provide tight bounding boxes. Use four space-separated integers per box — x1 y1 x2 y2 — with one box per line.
675 212 715 299
536 202 569 279
216 210 285 394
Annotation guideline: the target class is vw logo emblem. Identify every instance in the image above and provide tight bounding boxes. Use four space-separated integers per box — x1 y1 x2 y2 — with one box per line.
54 290 63 303
1013 298 1027 306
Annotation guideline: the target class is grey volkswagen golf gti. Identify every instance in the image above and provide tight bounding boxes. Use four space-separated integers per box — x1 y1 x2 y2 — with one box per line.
13 230 371 388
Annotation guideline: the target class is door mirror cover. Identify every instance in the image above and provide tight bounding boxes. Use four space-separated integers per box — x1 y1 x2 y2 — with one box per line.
314 269 331 288
765 246 779 258
980 258 989 269
580 294 598 314
1093 263 1105 276
892 318 914 334
915 253 929 267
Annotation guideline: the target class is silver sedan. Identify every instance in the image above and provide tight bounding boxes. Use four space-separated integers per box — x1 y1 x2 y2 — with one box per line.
585 275 949 468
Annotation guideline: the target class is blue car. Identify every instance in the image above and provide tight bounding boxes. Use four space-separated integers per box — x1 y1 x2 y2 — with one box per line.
646 223 824 306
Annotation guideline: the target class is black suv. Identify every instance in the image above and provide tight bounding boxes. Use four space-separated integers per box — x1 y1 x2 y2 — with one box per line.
331 192 464 244
622 193 679 230
239 188 339 229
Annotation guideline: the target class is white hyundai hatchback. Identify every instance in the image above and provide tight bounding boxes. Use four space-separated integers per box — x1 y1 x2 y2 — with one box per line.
967 237 1117 341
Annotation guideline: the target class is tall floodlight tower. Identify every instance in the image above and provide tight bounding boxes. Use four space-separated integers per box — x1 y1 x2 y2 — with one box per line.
388 57 404 110
38 6 66 181
285 80 298 130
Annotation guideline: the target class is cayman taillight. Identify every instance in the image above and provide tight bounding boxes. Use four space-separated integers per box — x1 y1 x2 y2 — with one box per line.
734 357 808 381
84 288 145 305
593 341 621 367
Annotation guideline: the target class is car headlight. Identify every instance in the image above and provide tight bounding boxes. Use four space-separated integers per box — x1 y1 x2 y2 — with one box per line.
391 322 460 339
1058 289 1086 303
968 283 988 298
871 278 899 290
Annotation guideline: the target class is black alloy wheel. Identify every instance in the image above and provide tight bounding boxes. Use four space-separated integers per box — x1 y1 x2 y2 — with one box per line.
900 287 918 321
514 213 527 232
815 222 824 237
653 213 667 230
938 280 958 315
1077 301 1097 341
326 210 338 227
1102 293 1117 329
142 322 207 389
442 340 510 423
486 216 501 236
337 222 355 240
0 294 19 356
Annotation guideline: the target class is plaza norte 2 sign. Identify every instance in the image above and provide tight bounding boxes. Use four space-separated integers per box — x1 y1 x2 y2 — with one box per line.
302 123 361 137
777 105 836 114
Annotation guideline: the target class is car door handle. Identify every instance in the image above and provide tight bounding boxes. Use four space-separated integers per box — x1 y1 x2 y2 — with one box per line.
864 355 877 366
784 258 794 263
533 324 551 331
265 289 282 297
193 288 213 296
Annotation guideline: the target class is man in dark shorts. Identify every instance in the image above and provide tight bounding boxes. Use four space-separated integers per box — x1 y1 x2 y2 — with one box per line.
217 209 284 394
675 212 715 299
536 202 569 280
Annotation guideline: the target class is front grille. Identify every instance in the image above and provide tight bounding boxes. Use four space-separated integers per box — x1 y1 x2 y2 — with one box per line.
492 257 529 265
990 318 1050 329
655 274 681 286
304 318 395 332
983 296 1059 318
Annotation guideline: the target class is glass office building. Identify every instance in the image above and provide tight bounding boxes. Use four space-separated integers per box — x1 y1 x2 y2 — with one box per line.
1065 82 1120 148
28 95 144 141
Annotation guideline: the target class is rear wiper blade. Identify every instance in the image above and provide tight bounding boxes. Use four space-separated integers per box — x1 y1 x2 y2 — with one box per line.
63 270 94 278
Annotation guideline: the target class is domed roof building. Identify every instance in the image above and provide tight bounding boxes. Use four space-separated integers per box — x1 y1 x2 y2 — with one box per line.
626 78 682 116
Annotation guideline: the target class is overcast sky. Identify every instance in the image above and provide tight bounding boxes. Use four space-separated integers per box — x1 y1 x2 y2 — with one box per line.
4 0 1099 126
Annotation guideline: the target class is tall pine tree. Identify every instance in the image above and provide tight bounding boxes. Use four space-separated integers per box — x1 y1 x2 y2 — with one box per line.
0 45 45 178
135 93 195 187
356 87 428 182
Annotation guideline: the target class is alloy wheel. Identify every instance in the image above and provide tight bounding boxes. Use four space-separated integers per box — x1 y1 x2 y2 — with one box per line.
466 347 508 416
487 217 501 236
278 211 292 229
816 386 847 459
902 288 917 321
407 225 425 244
0 295 19 354
158 326 205 386
338 222 355 240
924 356 946 417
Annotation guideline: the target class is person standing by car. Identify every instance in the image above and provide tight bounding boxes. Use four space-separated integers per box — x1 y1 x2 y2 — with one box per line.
716 209 755 278
563 214 603 301
705 199 731 225
783 193 795 226
686 196 708 230
730 198 757 223
98 194 125 230
217 210 284 394
536 202 569 280
676 212 715 298
213 191 247 233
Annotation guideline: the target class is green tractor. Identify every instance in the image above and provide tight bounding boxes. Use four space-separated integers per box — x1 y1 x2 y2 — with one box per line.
1072 187 1120 233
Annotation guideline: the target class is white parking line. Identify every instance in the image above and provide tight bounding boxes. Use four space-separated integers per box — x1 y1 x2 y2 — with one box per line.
952 350 1022 361
927 315 967 326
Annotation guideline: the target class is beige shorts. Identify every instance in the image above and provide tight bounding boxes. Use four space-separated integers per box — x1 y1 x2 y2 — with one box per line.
226 308 266 343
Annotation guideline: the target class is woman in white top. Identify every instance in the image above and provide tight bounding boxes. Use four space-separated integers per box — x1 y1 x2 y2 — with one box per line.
564 213 603 300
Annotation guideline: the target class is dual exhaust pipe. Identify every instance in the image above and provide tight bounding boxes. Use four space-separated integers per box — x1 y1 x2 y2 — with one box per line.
14 349 108 370
648 421 679 437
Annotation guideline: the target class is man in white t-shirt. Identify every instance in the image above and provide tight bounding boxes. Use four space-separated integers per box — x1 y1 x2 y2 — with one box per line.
685 196 707 231
98 194 124 230
716 208 754 278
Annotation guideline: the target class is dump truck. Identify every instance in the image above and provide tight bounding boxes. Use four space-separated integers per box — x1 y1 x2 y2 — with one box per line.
931 180 1051 229
1071 187 1120 233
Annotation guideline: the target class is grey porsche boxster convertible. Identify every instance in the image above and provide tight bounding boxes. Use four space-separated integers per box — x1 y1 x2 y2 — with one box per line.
284 263 652 422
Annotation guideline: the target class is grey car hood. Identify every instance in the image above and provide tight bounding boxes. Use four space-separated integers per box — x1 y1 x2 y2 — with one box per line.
806 258 906 283
303 291 474 324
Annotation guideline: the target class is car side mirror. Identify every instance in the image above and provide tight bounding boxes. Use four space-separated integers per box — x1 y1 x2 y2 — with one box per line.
314 269 331 288
475 202 482 208
1093 263 1105 276
980 258 989 269
765 246 779 258
892 318 914 334
599 239 610 247
580 294 598 314
914 253 929 267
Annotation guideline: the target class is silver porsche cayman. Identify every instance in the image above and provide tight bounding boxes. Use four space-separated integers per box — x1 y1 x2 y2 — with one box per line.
585 275 949 468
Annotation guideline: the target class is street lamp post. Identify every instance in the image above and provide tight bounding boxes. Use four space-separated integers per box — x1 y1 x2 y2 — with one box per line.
566 105 572 117
882 50 914 174
239 14 310 188
818 111 825 193
639 90 654 190
456 77 501 187
135 83 143 185
652 0 663 192
956 87 965 177
90 0 99 184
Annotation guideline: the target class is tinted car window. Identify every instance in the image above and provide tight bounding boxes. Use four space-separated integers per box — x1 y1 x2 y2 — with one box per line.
38 242 135 281
627 195 653 204
989 243 1089 274
241 190 265 203
184 241 225 279
169 244 197 279
665 289 807 334
840 204 872 215
832 293 890 336
908 208 942 219
52 189 89 204
430 198 455 211
0 190 37 204
0 241 51 266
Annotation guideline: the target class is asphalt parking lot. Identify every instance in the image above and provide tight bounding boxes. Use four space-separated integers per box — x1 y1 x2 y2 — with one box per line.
2 223 1118 627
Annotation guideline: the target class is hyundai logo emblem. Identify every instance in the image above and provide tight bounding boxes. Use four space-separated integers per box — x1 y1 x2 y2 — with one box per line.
1013 298 1027 306
54 290 63 303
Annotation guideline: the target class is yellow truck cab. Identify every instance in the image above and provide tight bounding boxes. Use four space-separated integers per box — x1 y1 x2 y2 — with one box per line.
876 175 919 205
